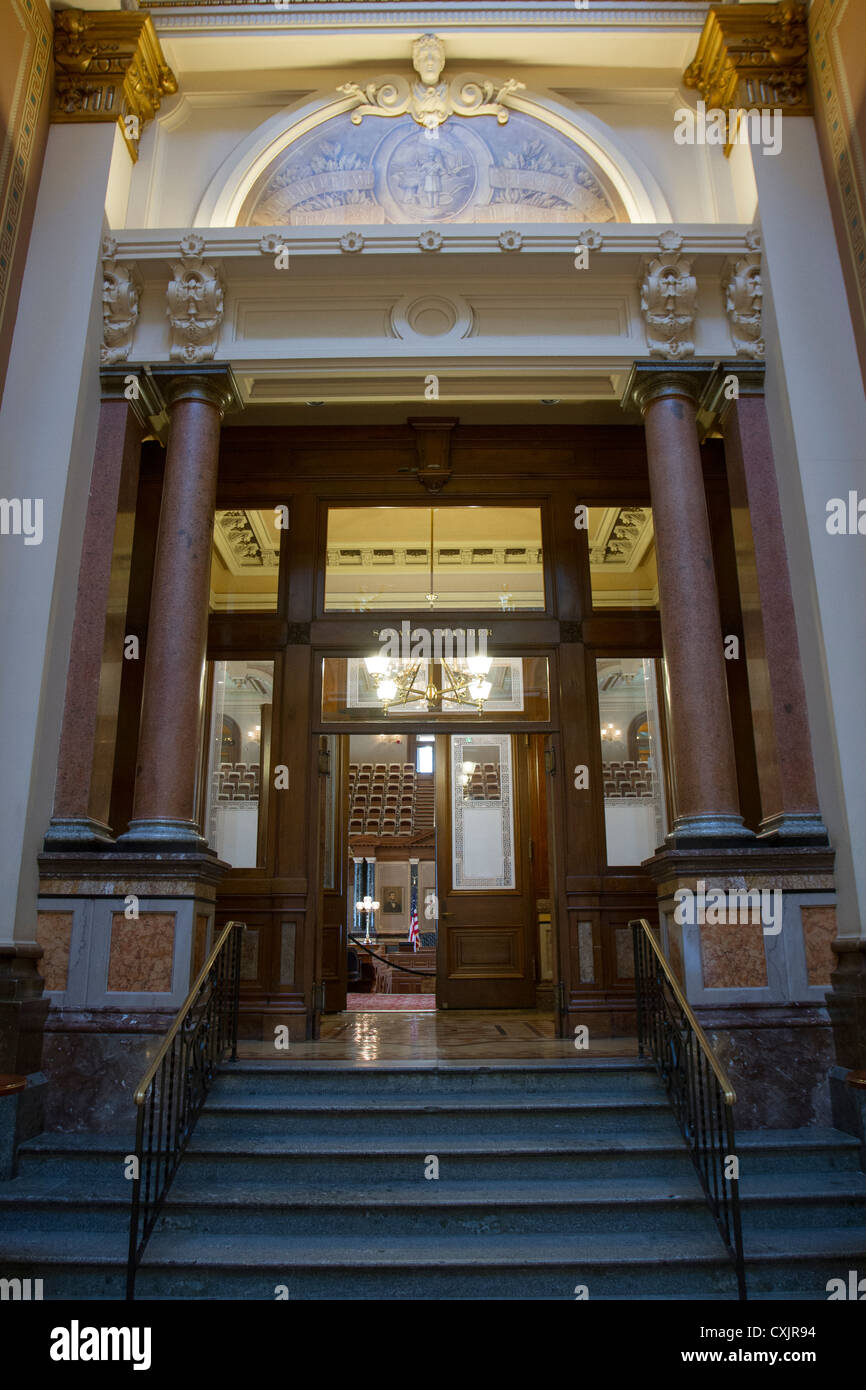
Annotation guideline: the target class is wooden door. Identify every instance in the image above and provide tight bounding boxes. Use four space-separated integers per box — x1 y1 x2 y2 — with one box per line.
318 734 348 1014
435 732 537 1009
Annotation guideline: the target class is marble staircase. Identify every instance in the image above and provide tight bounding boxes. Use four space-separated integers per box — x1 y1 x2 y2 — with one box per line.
0 1061 864 1300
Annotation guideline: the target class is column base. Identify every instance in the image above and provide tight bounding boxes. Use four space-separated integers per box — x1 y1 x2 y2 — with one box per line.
43 816 115 850
117 818 213 853
758 811 830 846
665 813 755 848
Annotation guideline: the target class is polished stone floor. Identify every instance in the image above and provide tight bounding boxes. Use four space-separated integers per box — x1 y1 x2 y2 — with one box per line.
238 1010 639 1062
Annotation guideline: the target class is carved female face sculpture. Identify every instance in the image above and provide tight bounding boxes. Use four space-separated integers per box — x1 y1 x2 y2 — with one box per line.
412 34 446 87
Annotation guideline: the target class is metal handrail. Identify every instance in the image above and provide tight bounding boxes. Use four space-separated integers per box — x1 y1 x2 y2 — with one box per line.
126 919 245 1301
630 918 747 1301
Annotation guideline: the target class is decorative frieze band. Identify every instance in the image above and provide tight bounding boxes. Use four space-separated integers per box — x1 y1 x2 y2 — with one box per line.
95 225 764 367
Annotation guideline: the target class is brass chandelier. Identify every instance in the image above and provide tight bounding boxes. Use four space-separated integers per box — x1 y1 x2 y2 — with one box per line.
364 654 493 714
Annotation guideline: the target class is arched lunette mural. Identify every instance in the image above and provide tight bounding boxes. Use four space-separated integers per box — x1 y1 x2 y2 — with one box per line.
194 87 671 227
237 109 627 226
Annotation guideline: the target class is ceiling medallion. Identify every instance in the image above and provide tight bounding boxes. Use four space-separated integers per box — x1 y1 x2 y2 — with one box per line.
338 33 524 132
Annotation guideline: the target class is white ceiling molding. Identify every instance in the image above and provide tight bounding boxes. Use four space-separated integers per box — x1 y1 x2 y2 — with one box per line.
151 5 712 36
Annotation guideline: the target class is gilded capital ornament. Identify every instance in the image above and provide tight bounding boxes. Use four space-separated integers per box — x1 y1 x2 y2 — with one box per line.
52 10 177 163
683 1 810 156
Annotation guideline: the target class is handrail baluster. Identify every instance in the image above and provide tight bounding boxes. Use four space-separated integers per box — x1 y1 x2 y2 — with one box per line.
630 918 747 1301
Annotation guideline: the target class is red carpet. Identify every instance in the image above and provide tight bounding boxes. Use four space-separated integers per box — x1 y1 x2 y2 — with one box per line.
347 993 436 1011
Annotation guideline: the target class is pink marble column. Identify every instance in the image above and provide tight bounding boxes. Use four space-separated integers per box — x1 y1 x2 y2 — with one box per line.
627 363 751 843
714 364 826 844
122 370 236 846
46 376 145 845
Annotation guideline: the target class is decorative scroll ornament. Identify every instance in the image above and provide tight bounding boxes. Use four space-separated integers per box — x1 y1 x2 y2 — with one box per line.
639 238 697 360
683 1 810 156
723 241 764 359
166 235 225 364
100 235 141 366
52 10 177 162
338 33 524 131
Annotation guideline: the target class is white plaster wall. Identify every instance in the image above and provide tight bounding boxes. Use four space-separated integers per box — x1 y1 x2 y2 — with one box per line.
0 125 129 947
127 95 292 229
125 73 756 232
755 122 866 943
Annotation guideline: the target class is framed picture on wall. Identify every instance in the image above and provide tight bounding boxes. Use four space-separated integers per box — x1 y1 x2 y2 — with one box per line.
382 887 403 914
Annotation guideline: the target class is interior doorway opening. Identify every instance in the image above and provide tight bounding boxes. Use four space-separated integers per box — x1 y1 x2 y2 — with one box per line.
318 728 559 1025
347 731 437 1012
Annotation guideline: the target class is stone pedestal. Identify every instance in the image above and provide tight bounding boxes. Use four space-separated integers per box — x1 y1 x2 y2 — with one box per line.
646 843 837 1126
0 946 49 1154
36 848 227 1131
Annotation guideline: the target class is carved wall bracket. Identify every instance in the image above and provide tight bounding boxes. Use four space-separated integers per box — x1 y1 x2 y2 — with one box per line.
639 237 698 360
166 235 225 364
52 10 177 162
100 235 141 366
722 232 764 358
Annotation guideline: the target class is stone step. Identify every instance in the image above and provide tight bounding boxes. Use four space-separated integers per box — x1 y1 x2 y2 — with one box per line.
6 1169 863 1241
735 1130 863 1175
0 1174 714 1237
177 1131 701 1184
211 1060 655 1098
743 1228 866 1296
0 1228 741 1300
739 1171 866 1229
15 1132 132 1184
196 1092 679 1138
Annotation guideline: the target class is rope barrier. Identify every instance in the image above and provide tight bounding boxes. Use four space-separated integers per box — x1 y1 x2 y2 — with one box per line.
349 934 437 978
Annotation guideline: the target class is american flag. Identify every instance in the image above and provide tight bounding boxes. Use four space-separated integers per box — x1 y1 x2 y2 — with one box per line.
408 900 420 951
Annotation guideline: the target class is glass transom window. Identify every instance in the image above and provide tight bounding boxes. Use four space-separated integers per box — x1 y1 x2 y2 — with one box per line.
325 506 544 612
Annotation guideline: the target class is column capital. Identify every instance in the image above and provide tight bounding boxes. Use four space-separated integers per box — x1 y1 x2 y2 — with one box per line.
621 361 715 415
147 365 243 418
52 10 178 164
700 360 768 424
683 2 811 154
99 365 164 426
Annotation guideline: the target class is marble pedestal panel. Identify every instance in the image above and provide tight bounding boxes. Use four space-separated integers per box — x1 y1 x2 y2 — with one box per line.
644 843 837 1127
0 944 49 1155
36 850 226 1131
